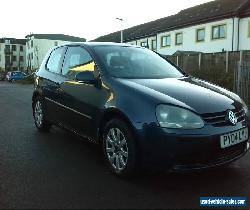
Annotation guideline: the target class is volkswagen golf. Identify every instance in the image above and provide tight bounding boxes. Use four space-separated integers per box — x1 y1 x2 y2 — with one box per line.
32 42 249 177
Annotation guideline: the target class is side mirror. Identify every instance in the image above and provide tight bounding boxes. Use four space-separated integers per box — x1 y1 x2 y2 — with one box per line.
75 71 96 84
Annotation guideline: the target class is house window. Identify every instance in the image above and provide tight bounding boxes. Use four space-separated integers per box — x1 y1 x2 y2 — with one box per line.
248 21 250 37
175 33 183 45
6 56 10 63
12 56 17 62
27 42 30 49
161 35 171 47
20 46 23 51
31 40 33 48
140 42 148 47
55 41 58 46
12 45 16 51
31 53 33 60
212 24 226 39
151 40 156 51
196 28 205 42
20 56 24 62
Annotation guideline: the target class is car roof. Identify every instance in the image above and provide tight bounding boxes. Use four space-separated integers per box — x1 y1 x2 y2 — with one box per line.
64 42 135 48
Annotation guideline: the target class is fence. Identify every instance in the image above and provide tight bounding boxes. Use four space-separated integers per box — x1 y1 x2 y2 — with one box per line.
167 50 250 104
234 62 250 104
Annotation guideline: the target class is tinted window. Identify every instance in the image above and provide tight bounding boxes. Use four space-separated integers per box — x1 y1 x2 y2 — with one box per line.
46 47 65 74
93 46 184 79
12 72 22 76
62 46 94 79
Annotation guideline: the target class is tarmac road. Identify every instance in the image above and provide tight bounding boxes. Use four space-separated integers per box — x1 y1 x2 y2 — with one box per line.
0 81 249 209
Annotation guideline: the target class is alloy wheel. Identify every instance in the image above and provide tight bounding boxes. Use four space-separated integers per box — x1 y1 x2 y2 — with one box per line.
105 128 128 171
34 100 43 128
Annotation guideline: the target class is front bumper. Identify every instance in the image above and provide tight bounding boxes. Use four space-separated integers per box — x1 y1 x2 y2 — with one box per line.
172 141 249 171
135 121 250 170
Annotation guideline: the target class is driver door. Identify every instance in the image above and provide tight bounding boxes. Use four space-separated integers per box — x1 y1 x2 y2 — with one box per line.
58 46 107 140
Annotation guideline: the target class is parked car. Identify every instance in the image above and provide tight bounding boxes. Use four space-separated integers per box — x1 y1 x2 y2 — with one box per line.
32 43 249 177
6 71 27 82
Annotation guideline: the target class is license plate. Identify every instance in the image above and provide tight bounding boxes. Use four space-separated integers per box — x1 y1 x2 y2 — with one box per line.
220 128 248 149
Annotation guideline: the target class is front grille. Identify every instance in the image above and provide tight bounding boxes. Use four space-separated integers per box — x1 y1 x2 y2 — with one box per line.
201 108 246 127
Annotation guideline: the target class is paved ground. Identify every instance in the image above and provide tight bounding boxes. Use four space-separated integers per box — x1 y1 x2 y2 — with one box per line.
0 81 249 209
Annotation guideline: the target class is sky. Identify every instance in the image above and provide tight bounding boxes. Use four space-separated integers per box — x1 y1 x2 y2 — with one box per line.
1 0 212 41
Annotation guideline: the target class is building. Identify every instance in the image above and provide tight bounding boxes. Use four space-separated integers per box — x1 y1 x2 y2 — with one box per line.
94 0 250 55
25 34 86 71
0 38 26 71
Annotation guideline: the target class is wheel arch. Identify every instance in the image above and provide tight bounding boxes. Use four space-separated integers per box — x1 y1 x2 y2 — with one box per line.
32 91 41 107
98 108 138 145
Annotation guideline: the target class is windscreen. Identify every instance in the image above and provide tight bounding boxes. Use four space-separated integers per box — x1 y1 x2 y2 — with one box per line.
93 46 184 79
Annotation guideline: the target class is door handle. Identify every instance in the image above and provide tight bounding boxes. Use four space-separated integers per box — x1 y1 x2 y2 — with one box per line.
57 88 64 93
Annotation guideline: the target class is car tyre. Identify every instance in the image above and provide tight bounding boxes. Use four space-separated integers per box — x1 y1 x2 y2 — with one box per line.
102 118 138 178
33 96 51 132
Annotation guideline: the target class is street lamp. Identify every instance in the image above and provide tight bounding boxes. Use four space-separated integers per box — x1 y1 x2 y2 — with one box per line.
116 17 123 43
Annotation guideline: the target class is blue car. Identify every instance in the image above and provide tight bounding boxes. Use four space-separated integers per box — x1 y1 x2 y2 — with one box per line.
6 71 27 82
32 43 249 177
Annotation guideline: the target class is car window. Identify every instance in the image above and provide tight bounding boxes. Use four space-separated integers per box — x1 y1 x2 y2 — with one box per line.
12 72 20 76
93 46 184 79
46 47 65 74
62 46 94 80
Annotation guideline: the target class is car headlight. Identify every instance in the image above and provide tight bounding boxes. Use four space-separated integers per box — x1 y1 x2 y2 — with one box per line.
156 104 204 129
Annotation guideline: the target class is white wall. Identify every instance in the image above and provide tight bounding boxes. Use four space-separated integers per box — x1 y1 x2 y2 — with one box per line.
127 36 156 51
0 43 5 69
156 18 234 55
239 17 250 51
127 40 136 45
125 18 250 55
0 42 26 71
26 37 70 70
11 44 26 70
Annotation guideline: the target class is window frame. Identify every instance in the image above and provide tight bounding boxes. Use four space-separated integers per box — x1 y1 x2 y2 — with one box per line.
12 45 16 51
140 41 148 48
12 55 17 62
248 21 250 38
196 28 205 43
151 39 157 51
211 24 227 40
45 46 67 75
175 32 183 45
161 35 171 48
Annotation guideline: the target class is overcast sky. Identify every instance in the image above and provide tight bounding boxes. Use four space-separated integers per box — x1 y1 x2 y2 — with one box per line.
1 0 212 41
